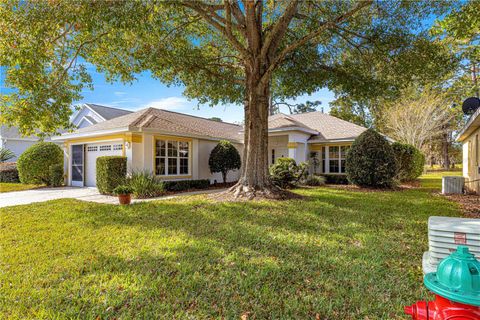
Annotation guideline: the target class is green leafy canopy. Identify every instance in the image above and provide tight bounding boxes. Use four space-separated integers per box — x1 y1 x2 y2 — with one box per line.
0 0 459 136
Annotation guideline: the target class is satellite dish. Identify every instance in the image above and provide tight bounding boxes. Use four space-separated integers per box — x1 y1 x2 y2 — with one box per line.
462 97 480 115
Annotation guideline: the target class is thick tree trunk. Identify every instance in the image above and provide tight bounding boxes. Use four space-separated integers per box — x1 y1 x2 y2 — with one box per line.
229 61 282 199
222 171 227 185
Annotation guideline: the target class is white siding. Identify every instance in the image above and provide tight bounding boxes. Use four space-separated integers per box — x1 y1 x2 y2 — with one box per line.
3 139 37 160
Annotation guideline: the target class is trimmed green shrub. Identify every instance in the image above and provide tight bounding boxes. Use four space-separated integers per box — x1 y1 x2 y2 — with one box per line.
162 179 210 192
345 129 397 188
392 142 425 181
17 142 63 185
49 164 64 187
321 174 349 185
0 162 19 182
303 175 326 186
113 185 134 195
127 170 165 198
209 140 242 184
269 158 308 189
96 156 127 195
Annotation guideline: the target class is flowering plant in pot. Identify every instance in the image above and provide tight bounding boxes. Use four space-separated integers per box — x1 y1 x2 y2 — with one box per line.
113 185 134 205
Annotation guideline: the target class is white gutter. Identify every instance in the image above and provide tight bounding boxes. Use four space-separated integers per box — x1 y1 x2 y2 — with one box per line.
457 107 480 142
307 138 355 144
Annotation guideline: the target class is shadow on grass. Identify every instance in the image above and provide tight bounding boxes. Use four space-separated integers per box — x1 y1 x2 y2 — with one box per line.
1 186 462 319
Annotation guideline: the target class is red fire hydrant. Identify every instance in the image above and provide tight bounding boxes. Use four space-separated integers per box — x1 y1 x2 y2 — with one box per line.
404 246 480 319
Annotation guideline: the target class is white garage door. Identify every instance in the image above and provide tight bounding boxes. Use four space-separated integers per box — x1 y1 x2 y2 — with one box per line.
85 142 123 187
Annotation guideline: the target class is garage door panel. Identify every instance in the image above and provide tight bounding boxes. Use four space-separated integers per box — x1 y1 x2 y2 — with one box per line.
85 142 123 187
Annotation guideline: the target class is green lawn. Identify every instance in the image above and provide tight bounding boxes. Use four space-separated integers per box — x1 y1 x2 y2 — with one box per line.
0 182 41 193
419 170 463 189
0 172 462 319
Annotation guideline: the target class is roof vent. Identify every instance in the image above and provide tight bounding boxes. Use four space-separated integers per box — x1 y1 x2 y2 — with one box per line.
462 97 480 115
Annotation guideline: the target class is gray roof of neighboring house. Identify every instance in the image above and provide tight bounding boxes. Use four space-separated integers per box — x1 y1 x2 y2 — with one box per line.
269 111 367 142
86 103 133 120
70 107 244 142
83 115 98 125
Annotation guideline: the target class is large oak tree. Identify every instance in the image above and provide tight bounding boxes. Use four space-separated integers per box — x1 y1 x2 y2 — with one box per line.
1 0 455 198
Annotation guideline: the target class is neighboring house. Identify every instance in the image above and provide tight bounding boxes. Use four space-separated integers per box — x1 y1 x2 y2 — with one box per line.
71 103 133 128
0 126 43 161
54 107 368 187
0 103 132 160
457 107 480 194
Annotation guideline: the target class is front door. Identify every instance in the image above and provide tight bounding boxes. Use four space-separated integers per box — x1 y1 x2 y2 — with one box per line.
71 144 84 187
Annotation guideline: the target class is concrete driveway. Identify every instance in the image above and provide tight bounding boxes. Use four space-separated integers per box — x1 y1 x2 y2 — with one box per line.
0 187 118 208
0 187 227 208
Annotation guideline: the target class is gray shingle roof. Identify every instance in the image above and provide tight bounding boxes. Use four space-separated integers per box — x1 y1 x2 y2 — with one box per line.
86 103 133 120
65 108 366 143
72 108 243 141
268 113 316 132
269 111 367 142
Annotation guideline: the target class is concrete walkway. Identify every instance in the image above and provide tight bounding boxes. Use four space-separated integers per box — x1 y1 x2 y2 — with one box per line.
0 187 227 208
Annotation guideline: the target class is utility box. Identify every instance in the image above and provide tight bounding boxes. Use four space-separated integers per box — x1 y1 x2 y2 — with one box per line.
441 176 464 194
423 216 480 274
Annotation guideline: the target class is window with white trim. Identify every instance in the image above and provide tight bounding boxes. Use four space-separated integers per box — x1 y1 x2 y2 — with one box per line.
99 145 112 151
329 146 340 173
87 146 98 152
113 144 123 151
155 139 190 176
328 145 350 173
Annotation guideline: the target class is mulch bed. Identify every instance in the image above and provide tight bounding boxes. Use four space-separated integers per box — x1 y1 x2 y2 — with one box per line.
162 182 237 196
208 186 303 202
442 193 480 218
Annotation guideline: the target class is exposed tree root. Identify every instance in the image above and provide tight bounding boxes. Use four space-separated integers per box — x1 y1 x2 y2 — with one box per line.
208 182 303 202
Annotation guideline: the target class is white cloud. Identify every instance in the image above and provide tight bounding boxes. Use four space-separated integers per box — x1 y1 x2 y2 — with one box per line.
143 97 190 110
114 91 127 96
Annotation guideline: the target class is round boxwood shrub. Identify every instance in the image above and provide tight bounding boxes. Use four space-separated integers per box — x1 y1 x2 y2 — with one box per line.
49 163 64 187
392 142 425 182
345 129 397 188
17 142 63 185
209 140 241 184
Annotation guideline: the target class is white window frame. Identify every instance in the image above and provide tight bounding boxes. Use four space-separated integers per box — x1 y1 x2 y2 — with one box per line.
324 145 350 174
154 138 191 177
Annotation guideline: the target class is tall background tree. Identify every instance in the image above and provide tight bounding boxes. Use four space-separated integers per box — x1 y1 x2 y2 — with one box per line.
1 0 457 198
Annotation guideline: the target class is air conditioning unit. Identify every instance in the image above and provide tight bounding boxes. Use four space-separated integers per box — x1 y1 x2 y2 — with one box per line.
423 216 480 274
441 176 464 194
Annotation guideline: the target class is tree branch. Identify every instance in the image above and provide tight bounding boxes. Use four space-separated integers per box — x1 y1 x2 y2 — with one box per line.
260 0 299 60
180 1 249 58
260 0 373 87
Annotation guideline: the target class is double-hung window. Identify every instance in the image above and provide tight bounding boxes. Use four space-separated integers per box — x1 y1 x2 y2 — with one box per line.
329 146 340 173
328 145 350 173
155 139 190 176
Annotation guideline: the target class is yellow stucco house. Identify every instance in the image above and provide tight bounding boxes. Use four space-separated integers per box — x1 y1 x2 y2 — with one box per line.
457 107 480 194
53 105 368 187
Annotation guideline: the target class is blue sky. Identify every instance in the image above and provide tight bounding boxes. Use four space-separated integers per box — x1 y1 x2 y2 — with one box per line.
77 70 336 123
0 66 335 124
